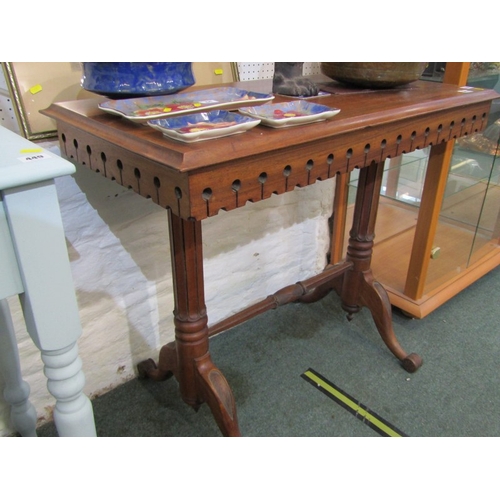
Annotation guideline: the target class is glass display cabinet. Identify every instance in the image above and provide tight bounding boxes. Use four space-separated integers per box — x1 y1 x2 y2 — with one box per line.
335 63 500 318
342 132 499 318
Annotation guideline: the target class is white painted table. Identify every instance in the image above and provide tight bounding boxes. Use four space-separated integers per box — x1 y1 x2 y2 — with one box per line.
0 126 96 436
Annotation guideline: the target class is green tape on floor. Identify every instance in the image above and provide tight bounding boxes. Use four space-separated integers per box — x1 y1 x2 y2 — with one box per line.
302 368 407 437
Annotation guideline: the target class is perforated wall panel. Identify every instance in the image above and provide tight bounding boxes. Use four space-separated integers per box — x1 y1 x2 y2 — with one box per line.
237 62 321 81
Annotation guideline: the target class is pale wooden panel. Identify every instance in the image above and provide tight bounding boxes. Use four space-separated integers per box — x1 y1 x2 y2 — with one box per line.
192 62 236 86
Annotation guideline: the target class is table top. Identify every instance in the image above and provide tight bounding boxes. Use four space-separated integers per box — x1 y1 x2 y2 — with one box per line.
0 125 75 191
42 79 499 220
43 80 498 170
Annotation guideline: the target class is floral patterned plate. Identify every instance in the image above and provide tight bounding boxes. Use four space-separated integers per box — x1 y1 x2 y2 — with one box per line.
99 87 274 122
238 101 340 128
148 110 261 143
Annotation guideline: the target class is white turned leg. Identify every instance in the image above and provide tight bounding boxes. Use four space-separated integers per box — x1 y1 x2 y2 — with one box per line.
41 342 96 437
3 180 97 437
0 299 37 437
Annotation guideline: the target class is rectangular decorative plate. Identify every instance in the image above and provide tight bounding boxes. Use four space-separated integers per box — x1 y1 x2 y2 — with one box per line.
99 87 274 121
238 101 340 128
147 110 261 143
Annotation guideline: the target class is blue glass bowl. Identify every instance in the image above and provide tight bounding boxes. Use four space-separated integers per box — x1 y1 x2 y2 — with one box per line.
81 62 195 98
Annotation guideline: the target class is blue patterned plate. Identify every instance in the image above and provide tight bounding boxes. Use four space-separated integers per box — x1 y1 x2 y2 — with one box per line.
239 101 340 128
148 110 261 143
99 87 274 122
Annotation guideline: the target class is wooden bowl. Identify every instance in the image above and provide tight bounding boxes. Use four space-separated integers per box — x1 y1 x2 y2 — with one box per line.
320 62 428 89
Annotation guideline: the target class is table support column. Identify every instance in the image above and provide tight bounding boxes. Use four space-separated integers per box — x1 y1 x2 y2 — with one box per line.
341 161 423 373
138 211 240 437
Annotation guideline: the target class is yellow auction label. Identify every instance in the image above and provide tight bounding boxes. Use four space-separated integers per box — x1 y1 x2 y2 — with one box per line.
29 84 43 94
302 368 407 437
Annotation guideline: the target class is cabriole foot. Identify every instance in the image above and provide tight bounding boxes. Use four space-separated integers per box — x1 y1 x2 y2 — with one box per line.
401 353 423 373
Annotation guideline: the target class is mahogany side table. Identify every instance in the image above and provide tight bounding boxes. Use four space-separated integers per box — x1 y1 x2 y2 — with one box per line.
43 80 498 436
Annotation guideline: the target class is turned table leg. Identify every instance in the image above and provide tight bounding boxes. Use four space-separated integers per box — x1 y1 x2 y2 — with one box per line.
0 299 37 437
138 211 240 436
41 342 96 436
341 161 423 373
